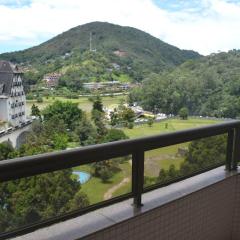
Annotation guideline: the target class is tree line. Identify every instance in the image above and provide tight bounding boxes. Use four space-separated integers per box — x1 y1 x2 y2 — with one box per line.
129 50 240 119
145 135 227 187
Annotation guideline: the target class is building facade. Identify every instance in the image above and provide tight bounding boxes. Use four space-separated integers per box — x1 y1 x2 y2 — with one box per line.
0 61 26 127
43 73 61 88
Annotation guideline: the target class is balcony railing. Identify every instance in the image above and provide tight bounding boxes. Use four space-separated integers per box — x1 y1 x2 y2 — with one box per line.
0 120 240 239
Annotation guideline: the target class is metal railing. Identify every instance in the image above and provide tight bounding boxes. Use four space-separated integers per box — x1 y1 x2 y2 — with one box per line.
0 120 240 239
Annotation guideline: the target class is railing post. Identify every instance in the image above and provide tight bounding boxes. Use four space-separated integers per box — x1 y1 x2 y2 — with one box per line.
232 127 240 170
132 150 144 207
226 129 234 171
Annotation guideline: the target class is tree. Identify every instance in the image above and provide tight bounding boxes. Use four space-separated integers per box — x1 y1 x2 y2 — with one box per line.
116 106 135 128
23 71 43 92
18 116 68 155
75 114 97 146
92 95 104 112
0 141 16 161
43 101 82 130
37 96 43 103
91 109 107 138
91 97 107 138
31 104 41 120
69 191 90 210
128 87 143 106
179 107 189 120
147 117 154 127
0 117 90 232
157 135 227 185
185 135 227 169
110 109 119 126
52 133 68 150
121 107 135 124
103 129 128 143
157 169 167 184
98 167 114 183
0 170 89 232
92 160 118 183
168 164 178 178
59 69 83 91
92 129 128 182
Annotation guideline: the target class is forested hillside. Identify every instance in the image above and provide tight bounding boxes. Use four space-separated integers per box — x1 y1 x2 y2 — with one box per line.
0 22 200 88
129 50 240 118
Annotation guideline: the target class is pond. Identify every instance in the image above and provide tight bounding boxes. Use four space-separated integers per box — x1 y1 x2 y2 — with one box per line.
73 171 91 184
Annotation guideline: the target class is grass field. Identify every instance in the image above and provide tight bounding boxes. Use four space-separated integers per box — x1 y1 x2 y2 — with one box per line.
111 118 221 195
76 161 131 204
76 118 220 204
124 118 219 176
123 118 219 139
26 95 126 115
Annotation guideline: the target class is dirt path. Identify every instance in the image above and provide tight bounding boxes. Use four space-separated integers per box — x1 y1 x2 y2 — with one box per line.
104 177 130 200
145 154 176 177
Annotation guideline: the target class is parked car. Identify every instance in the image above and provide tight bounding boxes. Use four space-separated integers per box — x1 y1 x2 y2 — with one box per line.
0 130 5 136
7 127 13 132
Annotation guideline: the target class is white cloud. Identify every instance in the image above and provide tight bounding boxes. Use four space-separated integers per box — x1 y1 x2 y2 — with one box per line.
0 0 240 55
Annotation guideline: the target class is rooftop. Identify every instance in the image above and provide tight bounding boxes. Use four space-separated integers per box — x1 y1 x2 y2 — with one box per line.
0 61 22 96
0 61 22 74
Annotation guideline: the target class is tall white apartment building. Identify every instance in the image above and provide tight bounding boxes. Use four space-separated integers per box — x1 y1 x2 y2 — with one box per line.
0 61 26 127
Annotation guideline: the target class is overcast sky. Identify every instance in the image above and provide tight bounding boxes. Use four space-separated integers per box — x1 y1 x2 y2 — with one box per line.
0 0 240 55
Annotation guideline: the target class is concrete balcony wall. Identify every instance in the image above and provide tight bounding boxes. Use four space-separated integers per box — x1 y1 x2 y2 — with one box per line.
12 168 240 240
231 175 240 240
85 176 236 240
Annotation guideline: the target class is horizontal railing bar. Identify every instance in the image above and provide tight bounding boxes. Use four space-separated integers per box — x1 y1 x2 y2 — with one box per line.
0 120 239 182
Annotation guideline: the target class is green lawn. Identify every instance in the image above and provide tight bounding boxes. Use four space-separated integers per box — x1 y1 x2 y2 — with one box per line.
123 118 219 139
26 95 126 115
123 118 219 177
144 144 187 177
113 118 221 196
75 161 131 205
112 180 132 198
75 118 221 204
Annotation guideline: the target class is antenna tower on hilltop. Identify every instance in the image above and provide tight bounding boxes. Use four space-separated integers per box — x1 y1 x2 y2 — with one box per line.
89 32 97 52
89 32 92 51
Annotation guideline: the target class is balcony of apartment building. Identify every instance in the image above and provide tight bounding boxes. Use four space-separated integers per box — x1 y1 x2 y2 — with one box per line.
1 121 240 240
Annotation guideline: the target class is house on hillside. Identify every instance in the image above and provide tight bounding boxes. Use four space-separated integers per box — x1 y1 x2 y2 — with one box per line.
0 61 26 127
43 73 61 88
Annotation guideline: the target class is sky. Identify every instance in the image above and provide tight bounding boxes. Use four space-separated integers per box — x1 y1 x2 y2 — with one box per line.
0 0 240 55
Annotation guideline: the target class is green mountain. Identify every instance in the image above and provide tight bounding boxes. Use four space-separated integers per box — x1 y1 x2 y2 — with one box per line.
130 50 240 118
0 22 201 87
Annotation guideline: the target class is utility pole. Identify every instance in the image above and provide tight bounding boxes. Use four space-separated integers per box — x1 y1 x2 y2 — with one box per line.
89 32 92 52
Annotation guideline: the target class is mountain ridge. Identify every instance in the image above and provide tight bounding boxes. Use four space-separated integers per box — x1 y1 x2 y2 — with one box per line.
0 22 201 66
0 22 202 88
